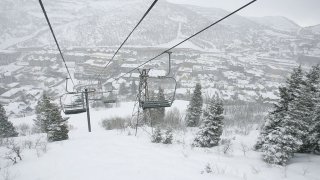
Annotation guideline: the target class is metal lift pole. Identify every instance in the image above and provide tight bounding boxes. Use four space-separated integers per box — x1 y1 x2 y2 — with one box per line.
84 89 92 132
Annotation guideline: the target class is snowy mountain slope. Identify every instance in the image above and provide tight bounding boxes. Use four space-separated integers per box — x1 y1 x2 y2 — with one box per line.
307 24 320 35
3 101 320 180
0 0 312 51
250 16 301 32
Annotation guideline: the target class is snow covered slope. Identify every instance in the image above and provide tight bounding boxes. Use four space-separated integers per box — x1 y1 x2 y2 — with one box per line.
307 24 320 35
0 0 311 51
250 16 301 32
2 101 320 180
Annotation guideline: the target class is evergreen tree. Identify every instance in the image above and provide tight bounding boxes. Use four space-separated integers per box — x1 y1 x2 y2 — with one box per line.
147 88 166 126
256 66 304 150
0 104 18 138
255 112 283 150
305 65 320 153
47 103 69 142
34 93 69 141
162 128 173 144
286 66 304 102
119 82 129 95
310 105 320 153
143 90 155 126
286 65 320 153
256 65 320 164
262 115 301 165
185 83 203 127
151 127 162 143
154 87 165 125
193 97 224 147
34 94 51 133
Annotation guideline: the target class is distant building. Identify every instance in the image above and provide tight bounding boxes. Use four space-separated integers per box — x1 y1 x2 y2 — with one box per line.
0 88 23 101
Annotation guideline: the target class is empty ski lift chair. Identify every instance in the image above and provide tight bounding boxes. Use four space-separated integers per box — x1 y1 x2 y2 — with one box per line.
140 52 177 110
103 90 117 104
60 93 86 115
140 76 177 110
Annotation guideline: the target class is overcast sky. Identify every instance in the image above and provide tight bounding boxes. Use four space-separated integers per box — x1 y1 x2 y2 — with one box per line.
167 0 320 27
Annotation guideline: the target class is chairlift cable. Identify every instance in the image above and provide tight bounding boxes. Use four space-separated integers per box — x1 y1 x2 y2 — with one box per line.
95 0 159 81
38 0 75 86
108 0 257 83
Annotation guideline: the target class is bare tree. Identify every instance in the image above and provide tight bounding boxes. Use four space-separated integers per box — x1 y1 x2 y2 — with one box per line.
5 140 23 164
240 142 249 156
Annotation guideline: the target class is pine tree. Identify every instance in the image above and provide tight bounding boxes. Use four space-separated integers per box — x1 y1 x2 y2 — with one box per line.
151 127 162 143
256 66 304 151
0 104 18 138
310 105 320 153
255 112 283 150
147 88 166 126
119 82 129 95
256 66 320 164
305 65 320 153
47 103 69 142
286 66 304 102
34 94 51 133
34 93 69 141
131 81 137 95
154 87 165 125
193 97 223 148
185 83 203 127
262 115 301 165
162 128 173 144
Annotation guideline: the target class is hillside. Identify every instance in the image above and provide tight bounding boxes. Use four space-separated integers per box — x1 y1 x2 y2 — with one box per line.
250 16 301 32
1 101 319 180
0 0 317 51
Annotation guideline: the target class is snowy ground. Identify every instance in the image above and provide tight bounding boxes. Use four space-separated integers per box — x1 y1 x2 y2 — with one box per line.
1 101 320 180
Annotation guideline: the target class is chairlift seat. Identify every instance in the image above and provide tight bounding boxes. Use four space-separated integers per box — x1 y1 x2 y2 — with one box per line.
103 99 117 104
64 108 86 115
141 100 171 109
63 103 86 114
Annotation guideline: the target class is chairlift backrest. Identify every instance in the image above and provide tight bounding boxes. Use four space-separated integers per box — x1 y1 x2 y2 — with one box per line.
102 90 117 104
60 92 86 115
138 52 177 109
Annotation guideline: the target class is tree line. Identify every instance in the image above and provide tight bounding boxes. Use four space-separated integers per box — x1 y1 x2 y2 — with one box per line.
0 93 69 142
256 65 320 165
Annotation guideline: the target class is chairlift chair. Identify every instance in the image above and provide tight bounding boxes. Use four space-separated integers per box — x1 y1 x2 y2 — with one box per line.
103 94 117 104
102 87 117 104
140 76 177 109
139 51 177 109
60 92 86 115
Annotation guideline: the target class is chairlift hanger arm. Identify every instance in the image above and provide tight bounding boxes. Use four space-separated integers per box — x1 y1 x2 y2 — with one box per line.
165 51 172 77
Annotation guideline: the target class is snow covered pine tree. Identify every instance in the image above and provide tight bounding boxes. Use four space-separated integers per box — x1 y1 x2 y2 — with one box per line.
34 93 51 133
193 97 224 147
258 67 304 165
162 128 173 144
131 81 138 95
154 87 165 125
151 127 162 143
185 83 203 127
34 93 69 141
255 67 304 150
0 104 18 138
299 65 320 153
261 114 302 165
257 66 320 164
47 102 69 142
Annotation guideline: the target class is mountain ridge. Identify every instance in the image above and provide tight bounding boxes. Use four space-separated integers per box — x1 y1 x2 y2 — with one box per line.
0 0 318 51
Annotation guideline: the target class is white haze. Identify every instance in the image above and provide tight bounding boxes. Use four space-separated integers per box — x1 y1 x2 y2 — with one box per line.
167 0 320 27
